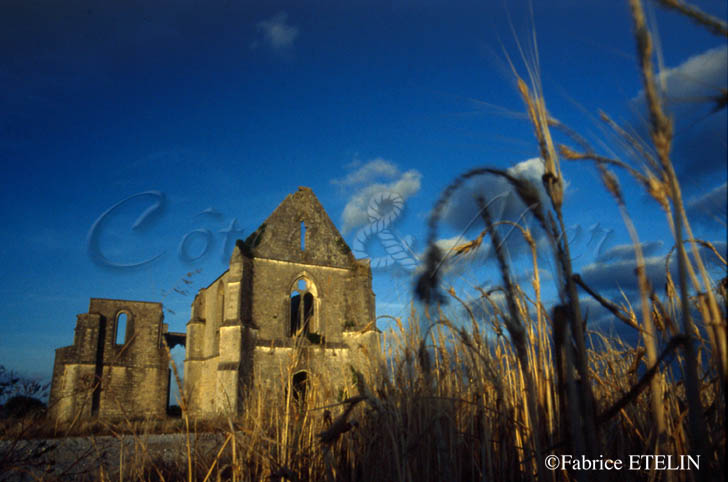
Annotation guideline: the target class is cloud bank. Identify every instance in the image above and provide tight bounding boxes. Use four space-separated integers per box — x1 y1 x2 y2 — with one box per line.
579 240 726 296
428 158 551 275
438 157 547 234
686 182 727 227
630 46 727 187
334 158 422 234
594 241 664 263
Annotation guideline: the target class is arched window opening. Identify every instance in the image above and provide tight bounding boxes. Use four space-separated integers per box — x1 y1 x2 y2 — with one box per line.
303 293 313 332
291 371 308 407
115 312 129 345
290 292 301 335
290 278 316 337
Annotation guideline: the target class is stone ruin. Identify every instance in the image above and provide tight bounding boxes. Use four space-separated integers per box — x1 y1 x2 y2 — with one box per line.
48 187 380 422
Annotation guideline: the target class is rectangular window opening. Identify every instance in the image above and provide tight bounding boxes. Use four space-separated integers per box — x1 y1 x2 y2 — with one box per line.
300 221 306 251
116 313 128 345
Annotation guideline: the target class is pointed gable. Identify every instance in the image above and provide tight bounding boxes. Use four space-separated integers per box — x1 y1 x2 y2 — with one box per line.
241 187 356 268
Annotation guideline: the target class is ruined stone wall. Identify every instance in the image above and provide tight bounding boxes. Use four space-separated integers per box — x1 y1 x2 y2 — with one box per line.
49 299 170 423
182 187 380 419
249 259 363 340
248 187 356 269
183 270 240 416
49 312 102 422
184 187 381 418
248 330 381 403
243 186 376 338
183 298 205 414
50 187 380 423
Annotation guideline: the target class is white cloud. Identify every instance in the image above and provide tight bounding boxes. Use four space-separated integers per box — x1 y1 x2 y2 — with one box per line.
332 158 400 186
580 255 676 295
630 46 727 186
438 157 547 233
686 182 727 227
508 156 547 185
656 46 727 105
428 234 487 276
582 238 726 295
595 241 664 263
252 12 299 51
577 296 627 330
406 158 558 281
337 159 422 233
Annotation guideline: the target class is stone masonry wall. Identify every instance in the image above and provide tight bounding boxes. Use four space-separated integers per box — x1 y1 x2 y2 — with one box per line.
49 299 170 423
51 187 380 422
183 187 380 419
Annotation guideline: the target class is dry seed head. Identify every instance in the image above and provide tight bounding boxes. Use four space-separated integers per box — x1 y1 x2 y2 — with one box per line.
652 124 673 153
558 144 581 160
652 306 665 332
418 340 432 376
665 272 676 300
517 77 530 103
646 173 669 210
453 229 487 257
359 320 376 333
415 245 445 303
453 238 481 257
628 347 646 376
598 164 624 204
542 172 563 209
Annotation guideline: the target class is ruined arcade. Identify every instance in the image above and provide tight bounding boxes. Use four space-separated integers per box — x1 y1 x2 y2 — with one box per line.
49 187 380 422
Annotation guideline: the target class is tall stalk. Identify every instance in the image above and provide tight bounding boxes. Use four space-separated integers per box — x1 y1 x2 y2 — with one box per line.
629 0 708 462
517 77 601 465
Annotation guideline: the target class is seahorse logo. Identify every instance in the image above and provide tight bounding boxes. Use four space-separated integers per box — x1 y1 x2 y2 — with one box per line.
352 191 418 270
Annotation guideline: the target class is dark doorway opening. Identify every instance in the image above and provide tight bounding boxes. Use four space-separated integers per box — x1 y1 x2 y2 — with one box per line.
291 371 308 407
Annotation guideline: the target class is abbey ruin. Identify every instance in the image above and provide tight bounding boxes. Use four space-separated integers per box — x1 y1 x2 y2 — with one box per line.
49 187 380 422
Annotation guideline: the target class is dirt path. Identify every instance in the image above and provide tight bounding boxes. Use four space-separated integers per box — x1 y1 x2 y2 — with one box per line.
1 432 227 481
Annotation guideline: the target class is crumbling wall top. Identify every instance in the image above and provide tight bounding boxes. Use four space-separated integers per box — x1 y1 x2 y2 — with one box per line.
239 187 356 268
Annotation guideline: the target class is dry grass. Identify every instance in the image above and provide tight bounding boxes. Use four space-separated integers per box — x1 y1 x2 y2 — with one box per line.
2 1 726 480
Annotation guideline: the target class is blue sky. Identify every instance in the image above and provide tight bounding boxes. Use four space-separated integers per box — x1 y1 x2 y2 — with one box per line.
1 0 725 384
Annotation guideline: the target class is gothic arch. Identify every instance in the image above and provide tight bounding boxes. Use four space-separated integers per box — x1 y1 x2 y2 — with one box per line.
289 273 319 336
